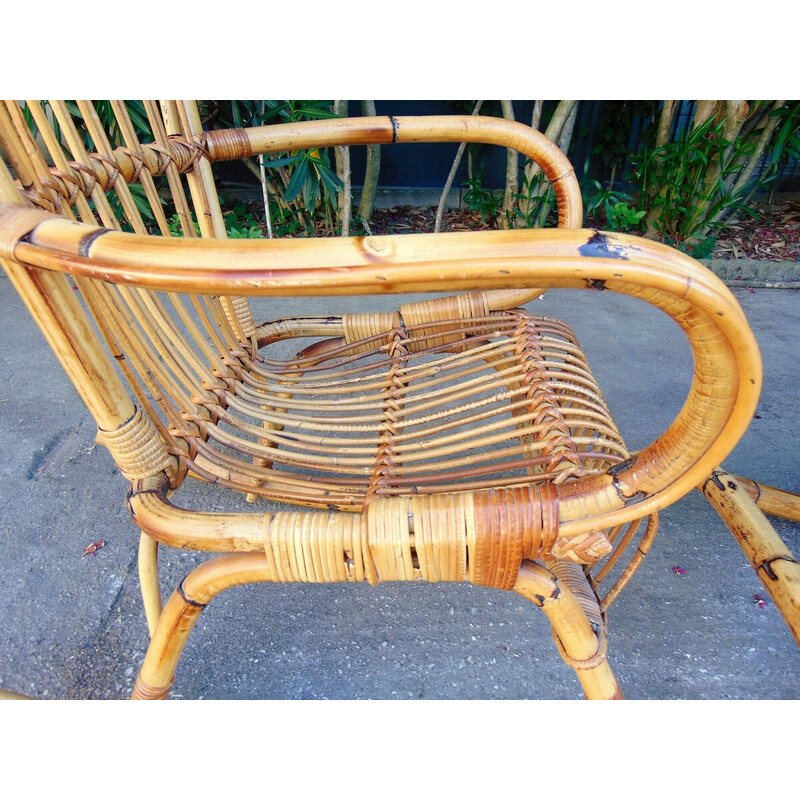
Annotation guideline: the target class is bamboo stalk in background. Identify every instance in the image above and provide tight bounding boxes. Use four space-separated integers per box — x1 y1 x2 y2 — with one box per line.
333 100 351 236
357 100 380 225
521 100 579 226
434 100 484 233
500 100 518 230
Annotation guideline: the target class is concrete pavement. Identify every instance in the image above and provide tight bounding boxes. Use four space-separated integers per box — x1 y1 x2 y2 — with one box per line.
0 276 798 699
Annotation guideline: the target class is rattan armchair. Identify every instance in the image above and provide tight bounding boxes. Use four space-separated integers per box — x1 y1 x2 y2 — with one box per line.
1 100 797 699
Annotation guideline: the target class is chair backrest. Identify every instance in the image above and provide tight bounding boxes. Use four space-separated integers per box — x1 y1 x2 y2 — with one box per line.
0 100 585 495
0 101 260 487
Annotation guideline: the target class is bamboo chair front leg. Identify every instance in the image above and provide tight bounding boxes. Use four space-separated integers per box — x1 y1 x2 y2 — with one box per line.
702 470 800 646
132 551 623 700
138 533 162 637
132 552 272 699
513 561 623 700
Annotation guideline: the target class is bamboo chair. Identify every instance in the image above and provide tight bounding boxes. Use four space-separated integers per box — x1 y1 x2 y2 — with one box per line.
0 101 797 700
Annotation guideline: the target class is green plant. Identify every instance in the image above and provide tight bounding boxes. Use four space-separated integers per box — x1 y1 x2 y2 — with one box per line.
635 115 764 246
462 166 501 225
259 101 344 215
223 201 265 239
685 234 717 260
592 101 658 189
761 101 800 194
167 212 201 237
511 170 555 228
202 101 345 236
606 202 646 232
584 181 645 232
167 197 312 240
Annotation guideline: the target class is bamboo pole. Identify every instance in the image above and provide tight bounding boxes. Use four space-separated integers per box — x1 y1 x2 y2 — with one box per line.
131 553 274 697
733 476 800 522
132 552 625 699
203 115 582 228
357 100 380 224
434 101 484 233
0 689 34 700
702 470 800 646
138 534 162 637
514 562 622 699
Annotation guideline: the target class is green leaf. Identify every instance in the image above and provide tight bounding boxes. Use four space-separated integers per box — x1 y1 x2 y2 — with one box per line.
284 158 309 203
265 154 303 169
317 163 344 192
303 169 319 210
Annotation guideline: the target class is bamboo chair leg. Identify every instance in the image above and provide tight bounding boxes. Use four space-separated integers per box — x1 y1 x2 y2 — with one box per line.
133 551 621 699
513 561 623 699
131 552 272 699
731 475 800 523
702 470 800 646
138 533 162 637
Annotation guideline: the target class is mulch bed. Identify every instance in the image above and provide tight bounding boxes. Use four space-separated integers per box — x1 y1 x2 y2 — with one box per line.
367 200 800 262
708 199 800 261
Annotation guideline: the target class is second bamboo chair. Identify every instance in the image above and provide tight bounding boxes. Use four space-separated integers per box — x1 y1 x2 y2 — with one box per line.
1 100 795 699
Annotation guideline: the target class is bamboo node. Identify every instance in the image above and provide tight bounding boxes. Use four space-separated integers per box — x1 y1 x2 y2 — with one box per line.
760 555 800 581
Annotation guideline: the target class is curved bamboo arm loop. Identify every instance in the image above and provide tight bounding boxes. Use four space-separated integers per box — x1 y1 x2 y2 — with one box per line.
204 114 581 311
5 215 761 534
204 115 582 229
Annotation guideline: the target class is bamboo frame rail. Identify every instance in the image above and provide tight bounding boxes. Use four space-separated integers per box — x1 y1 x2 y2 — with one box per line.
2 217 762 534
1 101 793 701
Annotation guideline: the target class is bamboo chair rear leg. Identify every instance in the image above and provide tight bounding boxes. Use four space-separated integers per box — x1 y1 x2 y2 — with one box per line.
731 474 800 523
513 561 623 699
131 552 272 699
138 533 162 637
702 470 800 646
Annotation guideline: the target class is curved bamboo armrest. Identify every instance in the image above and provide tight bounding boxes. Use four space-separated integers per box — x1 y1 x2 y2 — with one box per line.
206 113 582 310
1 113 583 310
0 206 762 541
203 114 582 225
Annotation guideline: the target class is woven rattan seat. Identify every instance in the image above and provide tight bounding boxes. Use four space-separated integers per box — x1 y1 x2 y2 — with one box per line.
180 308 628 507
1 101 798 699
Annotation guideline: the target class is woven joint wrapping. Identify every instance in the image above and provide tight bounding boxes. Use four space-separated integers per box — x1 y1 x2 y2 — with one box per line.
341 312 400 355
341 294 491 355
359 487 611 590
20 137 207 215
95 408 172 480
399 292 490 352
0 205 53 261
263 510 363 583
